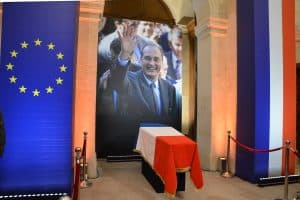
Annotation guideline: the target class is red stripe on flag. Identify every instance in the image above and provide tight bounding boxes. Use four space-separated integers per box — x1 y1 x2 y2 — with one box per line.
153 136 203 195
282 0 296 174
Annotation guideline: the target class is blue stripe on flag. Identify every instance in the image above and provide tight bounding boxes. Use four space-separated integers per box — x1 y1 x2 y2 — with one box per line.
253 0 270 181
236 0 270 183
236 0 256 182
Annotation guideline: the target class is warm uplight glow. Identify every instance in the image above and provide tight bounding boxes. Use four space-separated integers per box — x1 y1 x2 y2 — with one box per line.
73 1 104 163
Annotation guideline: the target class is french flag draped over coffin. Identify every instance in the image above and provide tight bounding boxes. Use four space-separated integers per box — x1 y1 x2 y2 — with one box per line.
135 126 203 195
0 2 78 196
236 0 295 182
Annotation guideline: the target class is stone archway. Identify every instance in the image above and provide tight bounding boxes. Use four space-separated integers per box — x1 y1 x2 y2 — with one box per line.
103 0 176 25
73 0 237 176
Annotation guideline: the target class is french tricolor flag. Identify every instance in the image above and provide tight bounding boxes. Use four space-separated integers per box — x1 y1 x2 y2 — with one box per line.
135 126 203 195
236 0 296 182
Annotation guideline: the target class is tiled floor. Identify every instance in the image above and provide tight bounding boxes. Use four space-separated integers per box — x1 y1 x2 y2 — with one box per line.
80 160 300 200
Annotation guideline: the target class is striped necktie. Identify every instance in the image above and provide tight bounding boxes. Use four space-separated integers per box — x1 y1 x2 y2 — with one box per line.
150 83 160 115
175 60 182 80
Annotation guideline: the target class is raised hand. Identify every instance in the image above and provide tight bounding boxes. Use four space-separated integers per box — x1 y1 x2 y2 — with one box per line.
117 23 140 60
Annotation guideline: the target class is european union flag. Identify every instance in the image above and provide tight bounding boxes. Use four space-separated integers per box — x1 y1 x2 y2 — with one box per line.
0 2 78 197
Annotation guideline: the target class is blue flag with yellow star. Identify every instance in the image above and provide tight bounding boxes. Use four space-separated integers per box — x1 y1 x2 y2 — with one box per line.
0 2 78 197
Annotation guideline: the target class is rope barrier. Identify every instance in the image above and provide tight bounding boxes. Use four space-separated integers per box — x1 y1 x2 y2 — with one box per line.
224 130 300 200
229 135 283 153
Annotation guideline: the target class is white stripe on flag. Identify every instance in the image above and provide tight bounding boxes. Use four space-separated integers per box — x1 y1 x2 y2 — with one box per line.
268 0 283 176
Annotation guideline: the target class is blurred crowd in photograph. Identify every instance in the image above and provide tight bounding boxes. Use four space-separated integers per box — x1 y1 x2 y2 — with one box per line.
97 18 183 97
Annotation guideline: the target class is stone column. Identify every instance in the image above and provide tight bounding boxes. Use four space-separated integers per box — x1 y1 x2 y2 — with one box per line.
192 0 237 171
180 19 197 139
73 0 104 178
179 23 194 136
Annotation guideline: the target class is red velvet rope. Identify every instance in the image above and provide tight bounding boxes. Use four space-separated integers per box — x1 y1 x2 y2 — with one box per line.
229 136 283 153
72 161 81 200
81 139 86 158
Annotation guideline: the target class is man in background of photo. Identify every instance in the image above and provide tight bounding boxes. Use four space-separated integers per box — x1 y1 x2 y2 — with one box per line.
164 26 183 81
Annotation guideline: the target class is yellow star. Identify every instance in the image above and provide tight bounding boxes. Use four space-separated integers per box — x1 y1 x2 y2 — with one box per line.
59 65 67 72
19 85 27 93
32 89 40 96
56 77 63 85
9 76 17 83
20 41 29 48
34 38 42 46
10 50 18 58
6 63 14 70
47 42 55 50
57 52 64 60
46 86 54 93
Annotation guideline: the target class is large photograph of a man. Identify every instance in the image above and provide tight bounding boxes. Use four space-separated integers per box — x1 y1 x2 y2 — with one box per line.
96 18 183 158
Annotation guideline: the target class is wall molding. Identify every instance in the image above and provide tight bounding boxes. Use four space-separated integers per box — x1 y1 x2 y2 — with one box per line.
79 0 104 23
195 17 228 39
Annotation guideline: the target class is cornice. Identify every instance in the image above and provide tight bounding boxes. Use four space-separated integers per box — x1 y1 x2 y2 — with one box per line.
79 0 104 23
195 17 228 39
178 24 188 34
177 17 195 35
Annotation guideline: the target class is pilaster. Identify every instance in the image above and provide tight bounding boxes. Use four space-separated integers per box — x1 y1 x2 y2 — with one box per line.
193 0 236 172
73 0 104 178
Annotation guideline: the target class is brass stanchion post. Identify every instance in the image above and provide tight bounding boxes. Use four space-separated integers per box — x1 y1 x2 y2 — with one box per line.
80 132 92 188
72 147 81 200
75 147 81 165
221 130 233 178
284 140 290 200
275 140 291 200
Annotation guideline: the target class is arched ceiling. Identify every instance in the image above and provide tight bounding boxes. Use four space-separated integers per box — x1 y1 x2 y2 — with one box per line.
163 0 194 23
103 0 194 26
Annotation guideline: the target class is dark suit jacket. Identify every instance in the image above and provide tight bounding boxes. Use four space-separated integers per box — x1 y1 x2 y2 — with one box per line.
110 62 179 123
158 32 171 53
164 51 181 81
0 112 6 157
